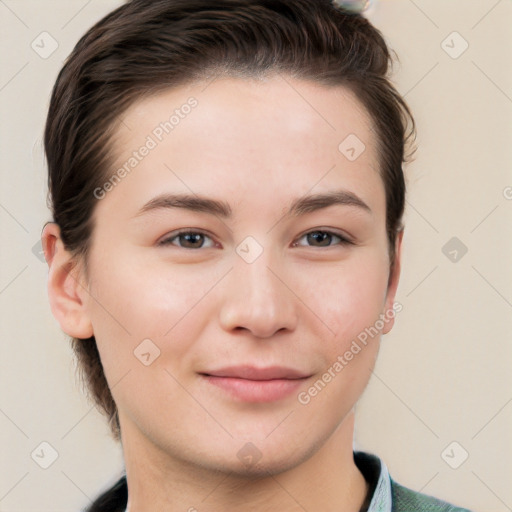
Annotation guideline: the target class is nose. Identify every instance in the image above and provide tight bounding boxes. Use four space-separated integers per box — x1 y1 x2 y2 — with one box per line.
218 247 299 338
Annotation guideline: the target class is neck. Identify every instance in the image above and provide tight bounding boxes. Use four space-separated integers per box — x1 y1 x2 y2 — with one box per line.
122 411 368 512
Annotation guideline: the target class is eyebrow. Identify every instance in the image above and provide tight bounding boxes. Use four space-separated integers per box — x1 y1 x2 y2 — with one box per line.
134 189 372 219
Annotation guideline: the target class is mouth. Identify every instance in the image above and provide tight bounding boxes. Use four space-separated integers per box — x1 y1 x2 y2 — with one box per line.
199 365 312 403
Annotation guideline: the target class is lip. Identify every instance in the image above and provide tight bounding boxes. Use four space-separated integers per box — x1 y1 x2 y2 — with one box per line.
199 365 311 403
203 365 311 380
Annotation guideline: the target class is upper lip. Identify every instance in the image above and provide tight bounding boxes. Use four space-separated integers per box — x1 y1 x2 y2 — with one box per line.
201 365 311 380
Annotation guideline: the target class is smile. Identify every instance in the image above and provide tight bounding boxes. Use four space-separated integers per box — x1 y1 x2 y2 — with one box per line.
199 365 311 402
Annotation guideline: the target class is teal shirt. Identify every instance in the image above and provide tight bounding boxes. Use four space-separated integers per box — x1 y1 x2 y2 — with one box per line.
354 451 473 512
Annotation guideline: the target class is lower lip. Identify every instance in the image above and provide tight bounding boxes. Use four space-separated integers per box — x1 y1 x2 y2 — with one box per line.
202 375 307 402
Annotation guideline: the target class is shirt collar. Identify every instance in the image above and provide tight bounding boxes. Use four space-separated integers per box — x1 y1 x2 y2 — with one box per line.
356 451 392 512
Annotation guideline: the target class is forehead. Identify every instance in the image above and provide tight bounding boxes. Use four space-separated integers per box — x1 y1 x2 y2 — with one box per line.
116 75 377 155
102 75 384 221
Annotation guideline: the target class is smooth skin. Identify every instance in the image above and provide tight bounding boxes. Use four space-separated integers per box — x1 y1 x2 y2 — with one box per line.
43 74 403 511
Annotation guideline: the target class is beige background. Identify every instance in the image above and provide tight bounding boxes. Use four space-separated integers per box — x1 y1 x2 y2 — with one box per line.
1 1 511 511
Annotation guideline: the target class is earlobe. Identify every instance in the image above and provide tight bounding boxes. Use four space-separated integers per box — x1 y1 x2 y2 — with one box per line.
382 229 404 335
41 222 94 339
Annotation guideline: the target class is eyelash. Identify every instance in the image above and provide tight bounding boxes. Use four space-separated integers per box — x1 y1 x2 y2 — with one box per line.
158 229 355 249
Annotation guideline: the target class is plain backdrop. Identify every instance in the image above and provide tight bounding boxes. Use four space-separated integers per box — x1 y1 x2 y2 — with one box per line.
1 1 511 511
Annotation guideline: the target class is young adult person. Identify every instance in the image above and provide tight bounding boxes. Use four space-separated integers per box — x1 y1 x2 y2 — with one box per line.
41 1 473 510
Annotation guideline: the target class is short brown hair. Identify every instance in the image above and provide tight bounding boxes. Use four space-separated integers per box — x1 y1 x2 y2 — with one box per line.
44 0 415 440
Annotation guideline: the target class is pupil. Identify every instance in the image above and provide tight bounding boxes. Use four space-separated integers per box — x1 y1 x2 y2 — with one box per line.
308 231 330 246
184 233 202 247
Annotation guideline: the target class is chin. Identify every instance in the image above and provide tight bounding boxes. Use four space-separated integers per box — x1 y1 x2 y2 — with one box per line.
196 437 320 479
223 454 303 479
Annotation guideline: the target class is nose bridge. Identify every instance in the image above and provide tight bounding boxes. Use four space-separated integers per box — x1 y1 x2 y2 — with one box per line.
219 241 298 337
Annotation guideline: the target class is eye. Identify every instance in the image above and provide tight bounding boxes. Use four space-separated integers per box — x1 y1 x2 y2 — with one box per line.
293 229 354 248
158 230 217 249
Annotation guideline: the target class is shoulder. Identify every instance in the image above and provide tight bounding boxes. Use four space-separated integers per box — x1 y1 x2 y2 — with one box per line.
390 477 473 512
84 475 127 512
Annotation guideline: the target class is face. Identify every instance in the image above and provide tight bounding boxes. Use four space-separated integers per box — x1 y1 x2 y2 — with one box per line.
58 75 402 475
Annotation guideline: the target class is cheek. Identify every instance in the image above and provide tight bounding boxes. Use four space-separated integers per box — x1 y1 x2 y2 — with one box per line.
295 258 388 412
86 248 215 336
83 250 211 384
300 253 390 349
84 253 215 423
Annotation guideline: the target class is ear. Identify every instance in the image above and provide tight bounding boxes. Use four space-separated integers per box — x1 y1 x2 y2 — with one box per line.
381 229 404 335
41 222 94 339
